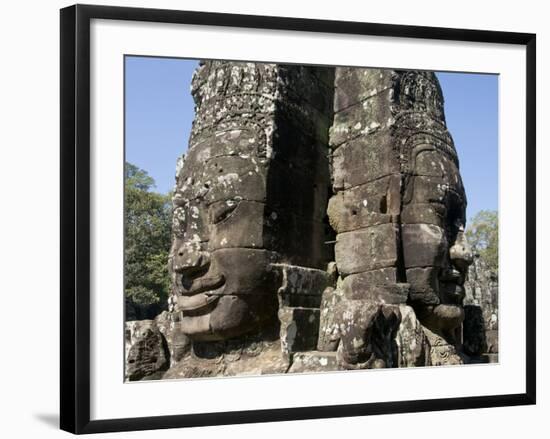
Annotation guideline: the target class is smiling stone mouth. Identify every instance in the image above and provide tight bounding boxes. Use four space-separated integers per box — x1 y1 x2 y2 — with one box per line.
177 293 220 315
177 274 225 296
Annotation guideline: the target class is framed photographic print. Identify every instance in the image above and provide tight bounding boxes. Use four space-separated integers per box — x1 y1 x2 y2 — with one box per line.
60 4 536 434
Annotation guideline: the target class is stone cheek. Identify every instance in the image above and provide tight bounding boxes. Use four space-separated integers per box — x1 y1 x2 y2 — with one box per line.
401 224 448 269
401 203 446 228
334 224 400 276
406 267 441 305
208 200 265 250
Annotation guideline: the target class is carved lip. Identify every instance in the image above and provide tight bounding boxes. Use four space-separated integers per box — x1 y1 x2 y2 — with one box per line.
177 293 220 314
178 274 225 296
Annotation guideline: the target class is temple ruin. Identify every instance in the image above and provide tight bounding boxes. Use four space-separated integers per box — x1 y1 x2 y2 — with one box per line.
125 61 498 381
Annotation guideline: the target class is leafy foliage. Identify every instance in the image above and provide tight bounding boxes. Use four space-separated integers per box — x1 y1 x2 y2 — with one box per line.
466 210 498 275
125 163 172 320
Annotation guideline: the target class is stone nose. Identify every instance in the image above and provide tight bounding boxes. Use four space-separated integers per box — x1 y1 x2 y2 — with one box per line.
449 230 473 272
173 244 209 274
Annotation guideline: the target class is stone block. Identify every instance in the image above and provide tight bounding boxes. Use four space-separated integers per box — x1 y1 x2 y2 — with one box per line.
274 264 331 308
209 200 266 250
341 269 409 303
331 132 400 190
401 202 445 227
317 287 345 351
330 88 394 147
406 267 441 305
406 175 447 205
327 174 400 233
288 352 341 373
125 321 170 381
335 223 399 276
395 305 430 367
279 65 335 114
334 68 394 112
402 224 447 268
279 307 321 354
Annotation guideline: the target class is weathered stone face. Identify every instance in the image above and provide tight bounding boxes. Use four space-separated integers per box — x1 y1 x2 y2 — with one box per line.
169 61 333 342
326 69 406 369
395 72 474 342
325 69 474 368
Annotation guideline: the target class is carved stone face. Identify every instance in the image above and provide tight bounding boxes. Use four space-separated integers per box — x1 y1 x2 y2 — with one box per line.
402 146 474 340
169 130 282 341
168 62 333 343
170 129 332 340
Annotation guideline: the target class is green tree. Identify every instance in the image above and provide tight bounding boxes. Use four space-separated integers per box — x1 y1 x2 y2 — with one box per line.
125 163 172 320
466 210 498 275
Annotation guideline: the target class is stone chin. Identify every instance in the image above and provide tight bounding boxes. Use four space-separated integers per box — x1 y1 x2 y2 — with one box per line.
178 294 279 341
415 303 465 333
174 248 282 341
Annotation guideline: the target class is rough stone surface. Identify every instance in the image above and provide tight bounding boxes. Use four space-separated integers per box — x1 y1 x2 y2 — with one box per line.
395 305 431 367
463 254 499 358
335 301 402 369
125 320 170 381
279 307 321 354
317 286 344 351
462 305 488 356
288 352 341 373
334 224 399 275
326 69 475 369
423 326 464 366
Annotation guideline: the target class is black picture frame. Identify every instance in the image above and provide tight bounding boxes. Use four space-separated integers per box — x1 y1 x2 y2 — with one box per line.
60 3 536 434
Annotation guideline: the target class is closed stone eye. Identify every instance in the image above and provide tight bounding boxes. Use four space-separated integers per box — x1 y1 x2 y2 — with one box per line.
209 201 239 224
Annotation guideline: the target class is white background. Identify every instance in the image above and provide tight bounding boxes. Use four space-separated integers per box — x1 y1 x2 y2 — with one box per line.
0 0 547 437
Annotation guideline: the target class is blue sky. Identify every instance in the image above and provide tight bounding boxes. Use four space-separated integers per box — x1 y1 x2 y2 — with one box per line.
125 56 498 223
